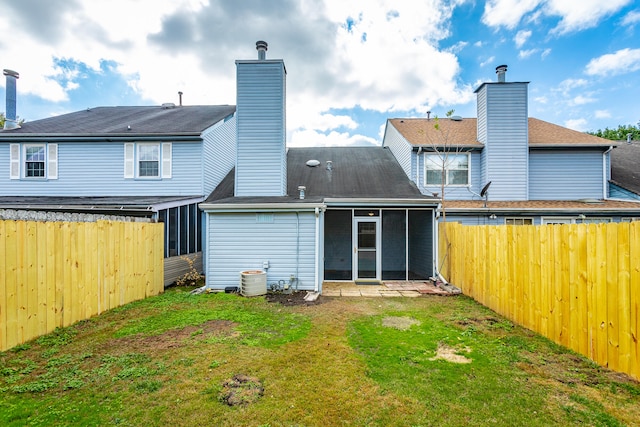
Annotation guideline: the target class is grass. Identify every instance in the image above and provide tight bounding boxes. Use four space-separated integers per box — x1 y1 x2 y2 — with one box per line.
1 288 638 426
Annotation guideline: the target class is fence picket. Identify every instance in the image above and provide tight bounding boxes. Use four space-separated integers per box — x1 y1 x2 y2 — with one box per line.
440 221 639 381
0 219 163 351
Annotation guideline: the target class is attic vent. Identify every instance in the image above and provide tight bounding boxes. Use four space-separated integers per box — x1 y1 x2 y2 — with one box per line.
451 116 463 121
161 103 176 109
306 159 320 167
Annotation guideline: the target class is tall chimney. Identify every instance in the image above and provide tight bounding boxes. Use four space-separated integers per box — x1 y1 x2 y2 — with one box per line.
3 69 19 129
178 91 183 106
496 65 507 83
256 40 268 60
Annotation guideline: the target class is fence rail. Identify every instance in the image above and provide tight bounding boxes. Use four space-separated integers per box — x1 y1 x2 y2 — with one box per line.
439 221 639 381
0 219 164 351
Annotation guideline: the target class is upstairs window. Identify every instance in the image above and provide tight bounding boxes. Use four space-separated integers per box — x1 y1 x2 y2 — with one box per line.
124 142 172 179
25 145 46 177
138 144 159 177
425 153 469 186
9 143 57 180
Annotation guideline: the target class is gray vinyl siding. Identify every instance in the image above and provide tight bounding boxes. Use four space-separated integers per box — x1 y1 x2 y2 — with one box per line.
206 211 317 291
420 151 482 200
382 122 413 180
235 60 287 196
1 141 204 196
202 115 236 196
477 83 528 201
529 150 603 200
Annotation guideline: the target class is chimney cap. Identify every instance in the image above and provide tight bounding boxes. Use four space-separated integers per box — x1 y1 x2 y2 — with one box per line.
496 64 508 73
256 40 268 50
3 69 19 78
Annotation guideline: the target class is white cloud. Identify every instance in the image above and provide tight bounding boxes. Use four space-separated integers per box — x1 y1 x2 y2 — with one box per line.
547 0 632 34
519 49 538 59
585 48 640 76
565 118 588 131
514 30 532 48
570 95 596 106
621 10 640 25
289 129 377 147
482 0 542 29
534 96 548 104
482 0 631 34
595 110 611 119
480 56 495 67
541 48 551 59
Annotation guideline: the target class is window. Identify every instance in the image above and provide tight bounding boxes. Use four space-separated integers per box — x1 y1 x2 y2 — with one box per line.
138 144 159 177
541 217 574 225
505 217 533 225
25 145 46 177
9 143 58 180
425 153 469 186
124 142 171 179
579 218 611 224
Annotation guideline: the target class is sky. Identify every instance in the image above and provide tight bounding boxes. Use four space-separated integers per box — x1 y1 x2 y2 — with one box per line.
1 0 639 147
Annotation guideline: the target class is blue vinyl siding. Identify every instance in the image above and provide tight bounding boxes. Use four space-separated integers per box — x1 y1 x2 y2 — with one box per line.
529 150 604 200
382 122 413 180
206 211 317 290
1 141 205 196
478 83 529 201
235 60 287 196
609 183 640 201
202 115 236 196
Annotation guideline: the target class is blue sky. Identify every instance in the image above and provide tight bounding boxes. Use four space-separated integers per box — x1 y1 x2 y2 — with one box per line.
1 0 639 146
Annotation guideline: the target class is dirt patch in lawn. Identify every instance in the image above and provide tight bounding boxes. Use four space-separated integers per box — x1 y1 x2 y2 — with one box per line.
219 374 264 406
429 343 472 364
265 291 323 307
111 320 238 351
382 316 421 330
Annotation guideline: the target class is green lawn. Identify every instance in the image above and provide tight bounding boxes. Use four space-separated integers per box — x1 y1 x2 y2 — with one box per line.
1 288 638 426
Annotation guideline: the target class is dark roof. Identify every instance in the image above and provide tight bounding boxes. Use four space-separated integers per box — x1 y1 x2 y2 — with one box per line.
205 147 437 204
0 105 236 137
610 141 640 196
0 195 202 216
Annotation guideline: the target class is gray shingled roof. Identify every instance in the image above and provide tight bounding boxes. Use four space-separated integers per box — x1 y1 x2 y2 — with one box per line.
205 147 437 204
611 141 640 196
0 105 236 137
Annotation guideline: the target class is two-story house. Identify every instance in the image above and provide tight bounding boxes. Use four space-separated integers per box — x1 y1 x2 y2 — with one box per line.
0 69 237 285
382 65 640 225
200 42 439 293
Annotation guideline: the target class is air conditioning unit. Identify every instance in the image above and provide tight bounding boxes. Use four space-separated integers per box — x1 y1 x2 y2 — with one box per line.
240 270 267 296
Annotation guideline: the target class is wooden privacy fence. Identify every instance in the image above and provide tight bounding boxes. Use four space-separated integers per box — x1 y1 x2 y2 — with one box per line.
0 219 164 351
439 221 639 381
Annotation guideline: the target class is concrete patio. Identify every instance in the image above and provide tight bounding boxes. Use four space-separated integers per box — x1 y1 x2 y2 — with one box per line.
321 281 459 297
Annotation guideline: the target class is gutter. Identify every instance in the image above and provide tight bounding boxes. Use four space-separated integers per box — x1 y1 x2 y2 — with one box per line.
199 202 325 212
323 198 440 207
0 134 203 143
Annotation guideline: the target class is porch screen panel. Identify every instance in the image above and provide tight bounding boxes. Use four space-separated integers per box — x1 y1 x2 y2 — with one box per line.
324 210 352 280
382 210 406 280
408 210 433 280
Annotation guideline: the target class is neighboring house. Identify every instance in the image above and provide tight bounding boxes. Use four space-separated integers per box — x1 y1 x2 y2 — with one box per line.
609 140 640 202
200 42 439 293
0 69 237 285
382 65 640 225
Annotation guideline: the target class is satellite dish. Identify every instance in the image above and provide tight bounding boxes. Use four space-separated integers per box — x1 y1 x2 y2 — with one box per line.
480 181 492 197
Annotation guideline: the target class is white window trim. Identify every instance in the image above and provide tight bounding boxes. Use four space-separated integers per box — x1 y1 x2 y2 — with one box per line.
124 142 172 179
423 152 470 187
541 217 575 225
579 217 612 224
9 143 58 180
504 217 534 225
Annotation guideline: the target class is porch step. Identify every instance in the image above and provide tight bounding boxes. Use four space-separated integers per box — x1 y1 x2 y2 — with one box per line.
354 279 382 285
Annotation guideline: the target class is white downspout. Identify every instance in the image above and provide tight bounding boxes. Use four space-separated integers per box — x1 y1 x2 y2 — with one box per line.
603 146 613 199
314 207 320 293
416 147 423 191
